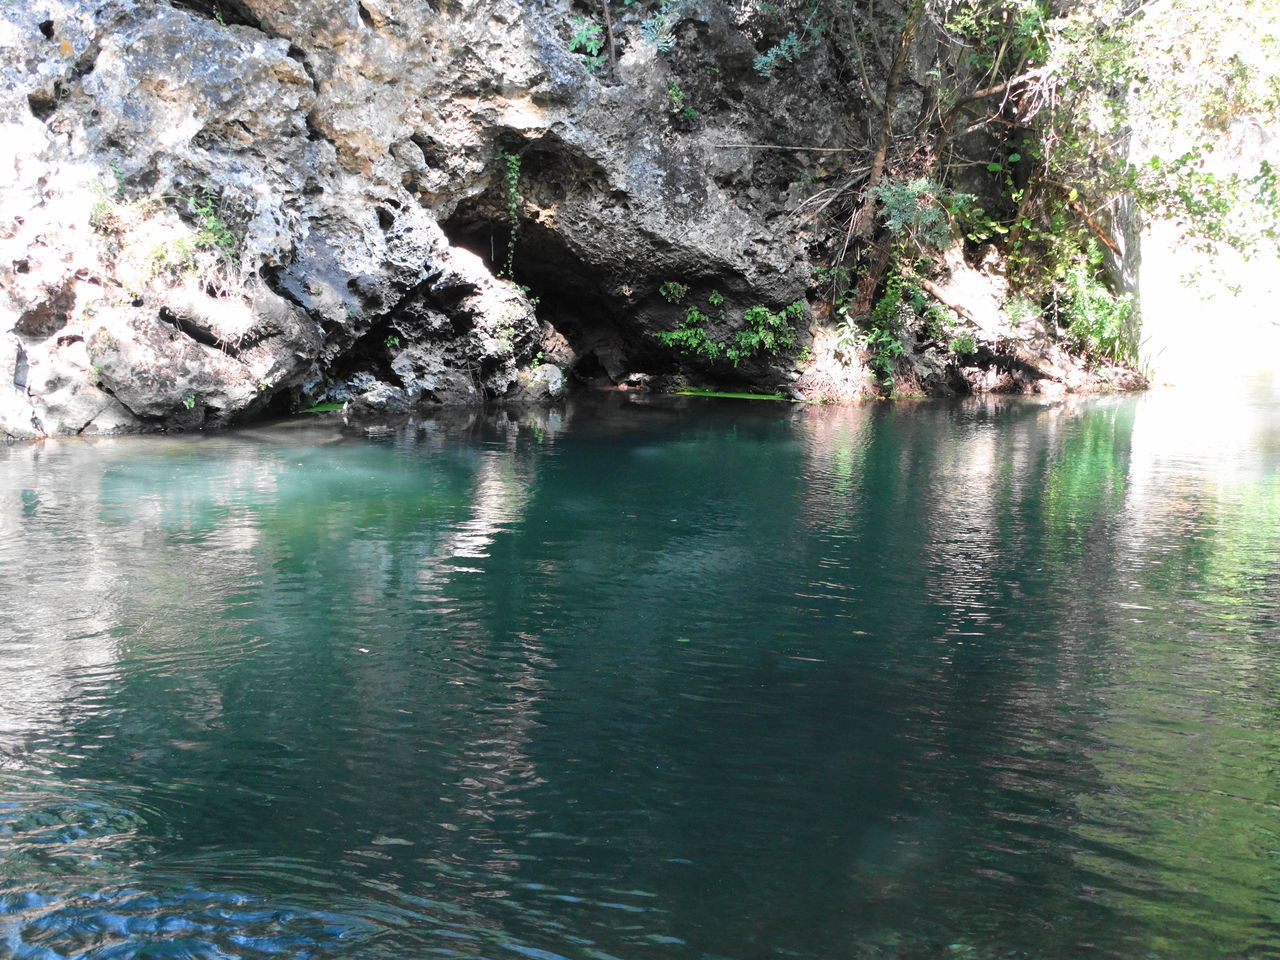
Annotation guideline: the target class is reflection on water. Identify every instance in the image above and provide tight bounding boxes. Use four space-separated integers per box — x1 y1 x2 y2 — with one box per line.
2 387 1279 960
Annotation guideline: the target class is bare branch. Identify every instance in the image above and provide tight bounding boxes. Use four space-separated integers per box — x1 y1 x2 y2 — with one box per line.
952 66 1049 114
911 274 977 322
1070 200 1123 255
711 144 866 152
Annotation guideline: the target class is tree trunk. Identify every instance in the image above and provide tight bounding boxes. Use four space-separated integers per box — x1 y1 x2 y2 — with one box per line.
848 0 925 316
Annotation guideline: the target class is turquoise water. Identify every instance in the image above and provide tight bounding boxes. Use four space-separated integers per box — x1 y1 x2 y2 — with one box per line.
2 385 1279 959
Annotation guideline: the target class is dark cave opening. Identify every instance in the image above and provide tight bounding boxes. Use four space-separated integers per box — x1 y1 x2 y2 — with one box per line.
442 203 653 387
169 0 263 29
257 388 296 420
326 321 401 387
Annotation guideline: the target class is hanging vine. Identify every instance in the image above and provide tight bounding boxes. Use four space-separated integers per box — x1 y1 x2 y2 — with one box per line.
496 148 521 279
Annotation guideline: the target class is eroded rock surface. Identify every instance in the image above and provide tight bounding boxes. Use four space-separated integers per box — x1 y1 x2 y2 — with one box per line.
2 0 821 437
1 0 1140 439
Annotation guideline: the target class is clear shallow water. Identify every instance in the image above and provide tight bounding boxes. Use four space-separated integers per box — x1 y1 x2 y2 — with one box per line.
2 383 1279 960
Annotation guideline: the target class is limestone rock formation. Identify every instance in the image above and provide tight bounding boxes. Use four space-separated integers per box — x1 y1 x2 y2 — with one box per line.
1 0 1143 439
2 0 831 438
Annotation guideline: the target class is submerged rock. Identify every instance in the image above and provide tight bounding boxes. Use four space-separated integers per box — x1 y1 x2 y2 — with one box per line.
510 363 566 403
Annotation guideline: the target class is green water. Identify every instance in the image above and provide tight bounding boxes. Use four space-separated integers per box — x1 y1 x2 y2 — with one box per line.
2 385 1279 960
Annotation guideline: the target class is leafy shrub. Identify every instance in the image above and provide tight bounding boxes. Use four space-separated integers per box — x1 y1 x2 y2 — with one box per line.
659 280 689 303
667 80 697 120
725 302 803 365
836 271 911 387
655 305 720 359
1060 244 1136 364
948 330 978 356
654 296 805 366
753 14 824 78
568 16 606 72
1004 295 1040 326
867 178 977 250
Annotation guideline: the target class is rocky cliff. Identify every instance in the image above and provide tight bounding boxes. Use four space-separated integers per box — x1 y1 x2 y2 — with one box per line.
1 0 1139 440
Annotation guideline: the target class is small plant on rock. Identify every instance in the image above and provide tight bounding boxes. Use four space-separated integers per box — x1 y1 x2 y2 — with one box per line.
641 0 679 51
187 188 239 265
568 15 606 73
655 294 805 367
659 280 689 303
752 11 823 79
655 305 720 359
725 301 803 366
948 330 978 357
667 80 697 120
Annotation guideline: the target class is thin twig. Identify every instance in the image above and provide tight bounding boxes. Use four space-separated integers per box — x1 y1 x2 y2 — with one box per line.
711 144 866 152
601 0 617 80
952 66 1049 114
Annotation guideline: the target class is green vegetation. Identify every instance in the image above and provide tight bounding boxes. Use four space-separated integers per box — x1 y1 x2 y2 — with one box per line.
676 388 792 401
731 0 1280 373
867 178 978 252
751 7 824 78
181 393 197 410
1058 242 1136 364
838 272 907 388
99 185 240 281
568 15 606 73
562 0 1276 379
640 0 679 50
186 189 238 265
726 302 803 365
659 280 688 303
655 304 720 359
495 149 521 279
947 330 977 357
89 185 123 235
89 160 131 234
666 80 697 120
655 290 805 368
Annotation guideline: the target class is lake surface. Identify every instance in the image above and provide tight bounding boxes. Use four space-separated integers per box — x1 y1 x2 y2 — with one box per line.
2 383 1279 960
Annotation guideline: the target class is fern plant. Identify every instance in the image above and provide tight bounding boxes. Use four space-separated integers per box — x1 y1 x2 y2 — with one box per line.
659 280 689 302
866 178 978 251
725 302 803 366
753 9 823 79
655 297 804 367
641 0 679 51
655 306 721 359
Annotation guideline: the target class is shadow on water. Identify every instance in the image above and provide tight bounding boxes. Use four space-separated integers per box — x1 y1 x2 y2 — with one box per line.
2 387 1279 959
